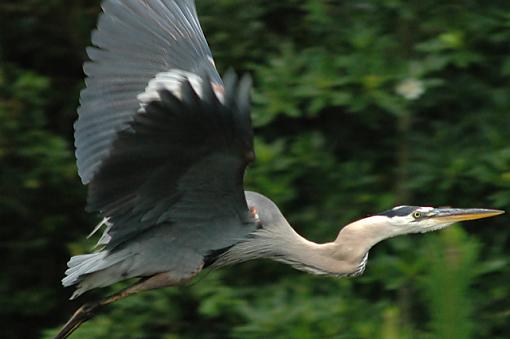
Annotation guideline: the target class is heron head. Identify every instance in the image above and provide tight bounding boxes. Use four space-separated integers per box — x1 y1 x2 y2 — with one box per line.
378 205 504 234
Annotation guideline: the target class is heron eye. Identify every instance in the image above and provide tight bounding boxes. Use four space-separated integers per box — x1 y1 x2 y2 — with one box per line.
413 211 422 219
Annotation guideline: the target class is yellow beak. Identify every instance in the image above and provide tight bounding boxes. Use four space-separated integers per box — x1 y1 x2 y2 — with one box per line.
429 208 505 222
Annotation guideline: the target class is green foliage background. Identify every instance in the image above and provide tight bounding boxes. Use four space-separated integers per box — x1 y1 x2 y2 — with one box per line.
1 0 509 338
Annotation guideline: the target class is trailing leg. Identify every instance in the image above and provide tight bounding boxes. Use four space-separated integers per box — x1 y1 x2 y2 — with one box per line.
54 271 198 339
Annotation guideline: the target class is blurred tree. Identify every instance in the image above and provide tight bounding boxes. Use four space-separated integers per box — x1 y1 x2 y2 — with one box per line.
0 64 88 338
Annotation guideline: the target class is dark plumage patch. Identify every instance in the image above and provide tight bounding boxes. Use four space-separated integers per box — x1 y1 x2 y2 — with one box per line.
203 245 234 268
85 72 254 250
378 205 419 217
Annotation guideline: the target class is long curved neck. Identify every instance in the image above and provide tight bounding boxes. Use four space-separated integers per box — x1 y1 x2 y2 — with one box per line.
333 215 400 258
272 216 398 276
242 192 397 276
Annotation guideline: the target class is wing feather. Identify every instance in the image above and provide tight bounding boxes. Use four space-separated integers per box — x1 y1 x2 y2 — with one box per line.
87 75 255 249
75 0 221 184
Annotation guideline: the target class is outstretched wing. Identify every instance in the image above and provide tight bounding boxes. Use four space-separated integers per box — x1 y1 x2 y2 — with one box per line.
64 72 255 299
75 0 222 184
75 0 256 250
88 74 254 248
87 73 255 249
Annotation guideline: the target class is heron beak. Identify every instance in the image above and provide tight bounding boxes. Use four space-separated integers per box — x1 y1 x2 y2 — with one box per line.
429 208 505 222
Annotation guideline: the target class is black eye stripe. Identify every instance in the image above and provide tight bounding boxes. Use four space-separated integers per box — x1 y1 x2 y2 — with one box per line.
378 206 420 217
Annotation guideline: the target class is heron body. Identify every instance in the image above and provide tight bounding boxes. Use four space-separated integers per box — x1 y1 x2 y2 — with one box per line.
55 0 503 338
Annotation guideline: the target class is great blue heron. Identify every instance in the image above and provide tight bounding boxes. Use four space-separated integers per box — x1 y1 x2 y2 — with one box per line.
55 0 504 338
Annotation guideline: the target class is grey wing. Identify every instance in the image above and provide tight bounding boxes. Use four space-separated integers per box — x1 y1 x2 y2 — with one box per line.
64 74 256 297
75 0 222 184
65 0 256 297
88 73 255 250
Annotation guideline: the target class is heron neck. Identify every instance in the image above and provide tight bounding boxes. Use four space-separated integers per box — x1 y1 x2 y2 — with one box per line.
272 232 362 276
255 215 398 276
332 216 401 260
271 222 377 276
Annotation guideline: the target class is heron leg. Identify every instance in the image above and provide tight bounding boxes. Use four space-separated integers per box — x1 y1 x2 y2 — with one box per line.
54 270 200 339
101 270 199 306
53 300 103 339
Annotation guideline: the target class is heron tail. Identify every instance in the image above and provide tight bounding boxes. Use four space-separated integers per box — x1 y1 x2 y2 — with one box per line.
62 250 133 299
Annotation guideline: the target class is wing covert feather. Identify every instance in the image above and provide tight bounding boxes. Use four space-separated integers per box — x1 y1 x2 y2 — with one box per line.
87 74 255 249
